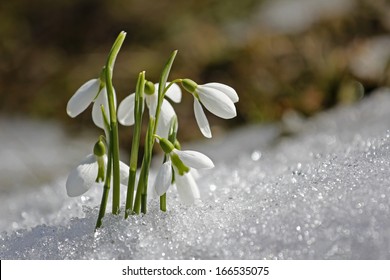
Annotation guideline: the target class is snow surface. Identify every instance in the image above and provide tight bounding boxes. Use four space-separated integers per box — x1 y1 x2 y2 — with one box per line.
1 90 390 259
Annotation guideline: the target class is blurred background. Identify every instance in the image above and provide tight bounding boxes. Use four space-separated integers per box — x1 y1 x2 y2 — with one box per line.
1 0 390 137
0 0 390 189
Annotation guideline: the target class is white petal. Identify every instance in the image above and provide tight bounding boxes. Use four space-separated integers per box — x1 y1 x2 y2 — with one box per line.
92 88 108 129
190 168 200 180
197 86 237 119
119 161 130 185
203 82 239 103
156 100 177 139
145 92 158 118
194 99 212 138
67 79 100 117
174 149 214 169
164 83 182 103
175 172 200 205
92 88 117 129
117 93 136 126
154 161 173 196
66 154 99 197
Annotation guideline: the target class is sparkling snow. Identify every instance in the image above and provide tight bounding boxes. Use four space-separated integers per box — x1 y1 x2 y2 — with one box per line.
1 90 390 259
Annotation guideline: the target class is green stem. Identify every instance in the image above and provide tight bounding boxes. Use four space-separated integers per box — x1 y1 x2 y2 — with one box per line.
133 50 177 215
95 106 112 229
133 117 154 214
160 192 167 212
154 152 169 212
143 118 155 214
105 31 126 215
159 117 177 212
164 78 182 94
95 150 112 229
133 158 146 214
125 71 145 218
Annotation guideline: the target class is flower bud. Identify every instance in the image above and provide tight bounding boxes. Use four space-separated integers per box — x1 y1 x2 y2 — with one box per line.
93 137 106 157
181 79 198 93
93 137 106 183
145 80 155 95
158 137 175 154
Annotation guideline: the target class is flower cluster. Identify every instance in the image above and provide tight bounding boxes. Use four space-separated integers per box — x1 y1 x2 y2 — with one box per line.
65 31 238 228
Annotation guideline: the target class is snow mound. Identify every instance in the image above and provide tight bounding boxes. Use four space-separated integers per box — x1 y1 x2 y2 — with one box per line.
1 90 390 259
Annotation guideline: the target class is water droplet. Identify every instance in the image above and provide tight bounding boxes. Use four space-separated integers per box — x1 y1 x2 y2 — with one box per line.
251 150 262 161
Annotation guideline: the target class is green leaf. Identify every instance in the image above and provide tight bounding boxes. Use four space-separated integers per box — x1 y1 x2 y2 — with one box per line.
106 31 127 71
154 50 178 135
125 71 145 217
130 71 145 169
158 50 178 98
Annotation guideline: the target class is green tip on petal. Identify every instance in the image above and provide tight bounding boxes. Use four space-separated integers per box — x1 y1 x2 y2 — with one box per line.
95 156 106 183
171 153 190 175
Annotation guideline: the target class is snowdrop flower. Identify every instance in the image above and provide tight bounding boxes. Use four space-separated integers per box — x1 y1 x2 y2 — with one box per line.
181 79 239 138
153 137 214 203
153 158 210 204
66 153 107 197
66 155 130 197
66 78 116 129
66 139 129 197
117 82 182 138
175 171 200 205
154 160 173 197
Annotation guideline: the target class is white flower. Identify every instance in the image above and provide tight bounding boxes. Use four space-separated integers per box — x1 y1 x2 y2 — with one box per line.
117 83 181 138
183 80 238 138
66 154 129 197
154 160 173 196
194 83 238 138
175 171 200 205
173 149 214 169
153 163 201 205
153 148 213 203
66 79 115 129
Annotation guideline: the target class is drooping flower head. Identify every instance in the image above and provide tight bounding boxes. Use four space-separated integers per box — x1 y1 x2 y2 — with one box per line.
66 137 129 197
66 69 116 129
174 171 201 205
181 79 239 138
117 82 182 138
153 136 214 204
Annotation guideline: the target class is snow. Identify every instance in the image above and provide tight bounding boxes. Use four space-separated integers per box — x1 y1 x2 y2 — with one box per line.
1 89 390 259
